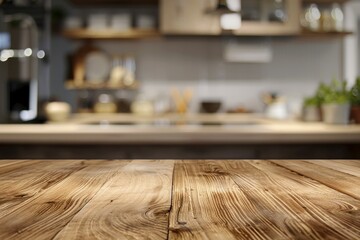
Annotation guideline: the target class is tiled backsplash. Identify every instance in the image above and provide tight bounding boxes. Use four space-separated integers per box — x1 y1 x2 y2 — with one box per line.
358 19 360 72
51 36 342 114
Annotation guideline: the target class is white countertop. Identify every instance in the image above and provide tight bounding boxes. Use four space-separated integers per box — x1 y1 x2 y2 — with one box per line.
0 113 360 144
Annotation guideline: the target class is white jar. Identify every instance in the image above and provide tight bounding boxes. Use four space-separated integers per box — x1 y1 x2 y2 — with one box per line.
64 16 83 30
136 14 156 30
87 14 109 30
110 14 131 31
265 101 288 120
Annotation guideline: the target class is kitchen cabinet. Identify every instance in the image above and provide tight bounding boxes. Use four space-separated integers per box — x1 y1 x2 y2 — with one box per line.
234 0 301 36
160 0 221 35
160 0 301 36
61 0 351 39
160 0 350 37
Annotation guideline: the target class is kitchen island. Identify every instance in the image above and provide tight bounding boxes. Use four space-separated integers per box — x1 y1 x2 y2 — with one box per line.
0 159 359 240
0 114 360 159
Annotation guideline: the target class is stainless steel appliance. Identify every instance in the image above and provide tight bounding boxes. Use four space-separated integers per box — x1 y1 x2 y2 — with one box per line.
0 12 40 123
0 11 10 123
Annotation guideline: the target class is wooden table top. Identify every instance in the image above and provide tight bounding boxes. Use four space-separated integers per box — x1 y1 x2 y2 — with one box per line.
0 160 359 239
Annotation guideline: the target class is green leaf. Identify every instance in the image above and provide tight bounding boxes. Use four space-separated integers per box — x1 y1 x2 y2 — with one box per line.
350 76 360 106
311 79 350 105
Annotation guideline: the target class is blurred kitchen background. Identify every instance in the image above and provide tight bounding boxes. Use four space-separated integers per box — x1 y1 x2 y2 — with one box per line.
0 0 360 122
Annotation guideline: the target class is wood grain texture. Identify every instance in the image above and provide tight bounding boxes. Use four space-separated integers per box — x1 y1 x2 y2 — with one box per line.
0 160 359 240
169 160 248 240
0 160 27 168
331 160 360 168
247 161 360 240
271 160 360 200
0 160 91 217
0 160 130 240
0 160 43 175
169 160 360 240
304 160 360 177
55 160 174 240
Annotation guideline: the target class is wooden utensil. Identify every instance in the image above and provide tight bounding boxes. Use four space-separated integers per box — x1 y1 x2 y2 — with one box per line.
171 88 193 114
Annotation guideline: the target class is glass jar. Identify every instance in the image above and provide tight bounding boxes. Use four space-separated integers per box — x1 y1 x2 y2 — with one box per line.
122 55 136 87
301 4 321 31
321 9 332 32
269 0 286 23
77 90 93 113
330 3 344 32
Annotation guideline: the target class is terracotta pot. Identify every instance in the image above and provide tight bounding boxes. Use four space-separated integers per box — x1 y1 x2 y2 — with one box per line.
321 103 350 125
351 106 360 124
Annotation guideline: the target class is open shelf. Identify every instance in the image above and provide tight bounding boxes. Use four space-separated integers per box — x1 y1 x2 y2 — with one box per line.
62 28 352 40
300 30 353 38
302 0 349 4
65 81 139 90
62 29 161 40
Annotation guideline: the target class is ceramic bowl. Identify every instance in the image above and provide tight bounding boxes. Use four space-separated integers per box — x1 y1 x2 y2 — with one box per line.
45 102 71 122
201 101 222 114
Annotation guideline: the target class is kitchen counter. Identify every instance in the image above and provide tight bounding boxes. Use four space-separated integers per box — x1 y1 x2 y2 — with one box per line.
1 114 359 159
0 159 359 239
0 113 360 144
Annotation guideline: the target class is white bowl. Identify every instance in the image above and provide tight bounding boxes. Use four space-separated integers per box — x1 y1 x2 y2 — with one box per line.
45 102 71 122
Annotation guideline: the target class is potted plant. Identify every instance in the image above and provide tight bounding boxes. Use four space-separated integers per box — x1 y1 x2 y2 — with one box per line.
302 83 327 122
302 96 321 122
320 79 351 125
350 77 360 124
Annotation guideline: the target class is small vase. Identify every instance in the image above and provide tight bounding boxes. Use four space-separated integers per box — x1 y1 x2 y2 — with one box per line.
351 106 360 124
322 103 350 125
